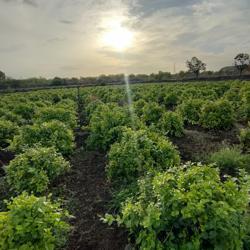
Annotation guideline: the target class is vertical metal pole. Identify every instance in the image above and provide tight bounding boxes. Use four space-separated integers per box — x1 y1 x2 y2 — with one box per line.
77 86 81 128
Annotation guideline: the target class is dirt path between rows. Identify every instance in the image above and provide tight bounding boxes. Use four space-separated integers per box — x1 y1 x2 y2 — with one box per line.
64 142 127 250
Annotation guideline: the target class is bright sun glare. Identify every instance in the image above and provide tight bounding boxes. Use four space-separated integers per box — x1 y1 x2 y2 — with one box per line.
101 18 134 51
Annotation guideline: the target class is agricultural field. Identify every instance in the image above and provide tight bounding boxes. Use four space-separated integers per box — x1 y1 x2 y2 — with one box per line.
0 80 250 250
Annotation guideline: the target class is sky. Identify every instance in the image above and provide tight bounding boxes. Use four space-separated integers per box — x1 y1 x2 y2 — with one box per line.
0 0 249 78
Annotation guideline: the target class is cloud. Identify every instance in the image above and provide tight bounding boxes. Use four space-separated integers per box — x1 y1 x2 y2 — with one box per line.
3 0 38 7
46 37 66 43
131 0 198 16
23 0 37 7
124 0 250 72
0 43 26 53
0 0 249 77
61 65 82 71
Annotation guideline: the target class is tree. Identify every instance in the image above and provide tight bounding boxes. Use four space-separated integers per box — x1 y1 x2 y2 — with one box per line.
157 71 171 81
52 77 64 85
0 71 5 81
178 70 186 78
186 57 206 78
234 53 250 76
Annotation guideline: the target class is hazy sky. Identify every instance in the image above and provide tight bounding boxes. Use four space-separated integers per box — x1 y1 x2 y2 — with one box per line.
0 0 249 78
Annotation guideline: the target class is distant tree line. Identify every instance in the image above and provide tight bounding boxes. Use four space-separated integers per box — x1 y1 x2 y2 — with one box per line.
0 53 249 90
0 71 5 81
186 53 250 78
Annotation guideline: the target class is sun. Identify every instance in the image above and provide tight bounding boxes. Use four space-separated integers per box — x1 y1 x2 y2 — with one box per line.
102 26 134 51
100 18 134 51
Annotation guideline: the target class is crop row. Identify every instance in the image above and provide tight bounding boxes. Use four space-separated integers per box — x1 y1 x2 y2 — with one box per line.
0 80 250 249
80 80 250 249
0 89 77 249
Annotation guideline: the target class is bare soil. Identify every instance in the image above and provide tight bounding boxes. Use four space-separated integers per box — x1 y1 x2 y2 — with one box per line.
63 143 127 250
172 125 241 162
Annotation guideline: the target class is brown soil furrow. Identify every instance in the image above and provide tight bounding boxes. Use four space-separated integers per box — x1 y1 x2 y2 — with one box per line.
65 149 127 250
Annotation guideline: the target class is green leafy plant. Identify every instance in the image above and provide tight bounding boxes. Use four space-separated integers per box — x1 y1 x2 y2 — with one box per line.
209 147 250 176
107 128 180 185
13 103 35 121
9 121 74 155
35 106 77 129
0 193 71 250
238 101 250 122
223 85 241 108
177 98 204 125
243 211 250 249
163 92 179 109
0 120 18 149
87 103 141 151
133 99 147 117
200 99 234 130
239 124 250 153
6 147 70 194
141 102 164 126
0 109 24 125
105 164 250 250
158 111 184 137
84 99 104 122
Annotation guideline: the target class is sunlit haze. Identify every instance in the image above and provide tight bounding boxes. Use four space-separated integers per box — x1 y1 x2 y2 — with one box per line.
0 0 249 78
100 17 135 51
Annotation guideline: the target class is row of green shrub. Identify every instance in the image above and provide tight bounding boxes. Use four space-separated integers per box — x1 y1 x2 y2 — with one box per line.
84 96 237 143
0 89 77 150
83 90 250 249
85 101 184 154
105 164 249 250
81 80 250 130
85 99 250 157
136 98 235 130
0 193 71 249
0 90 77 249
1 82 249 249
5 97 250 157
6 147 70 194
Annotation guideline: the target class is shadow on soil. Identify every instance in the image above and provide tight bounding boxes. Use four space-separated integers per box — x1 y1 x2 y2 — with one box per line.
63 132 128 250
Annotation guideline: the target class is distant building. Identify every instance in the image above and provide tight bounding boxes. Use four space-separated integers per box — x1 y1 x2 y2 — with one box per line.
219 65 250 75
